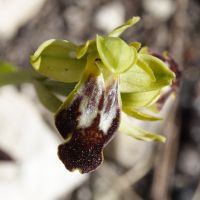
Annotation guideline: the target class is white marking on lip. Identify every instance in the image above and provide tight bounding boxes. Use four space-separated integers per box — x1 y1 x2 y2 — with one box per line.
75 73 120 134
78 96 99 128
77 76 104 129
99 79 119 134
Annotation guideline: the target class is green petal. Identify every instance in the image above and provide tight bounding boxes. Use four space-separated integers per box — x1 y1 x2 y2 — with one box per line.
129 42 141 51
139 54 175 80
121 90 161 109
139 46 149 54
119 112 166 142
136 58 156 82
0 62 16 74
122 107 163 121
120 54 175 93
30 39 87 83
96 35 138 74
33 80 63 113
76 40 96 59
108 16 140 37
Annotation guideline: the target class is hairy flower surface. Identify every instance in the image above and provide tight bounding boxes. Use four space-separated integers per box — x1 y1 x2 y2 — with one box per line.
30 17 178 173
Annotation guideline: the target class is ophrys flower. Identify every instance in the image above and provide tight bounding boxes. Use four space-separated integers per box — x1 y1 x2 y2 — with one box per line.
30 17 177 173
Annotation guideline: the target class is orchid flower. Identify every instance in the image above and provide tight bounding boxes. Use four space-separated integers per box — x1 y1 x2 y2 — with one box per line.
30 17 177 173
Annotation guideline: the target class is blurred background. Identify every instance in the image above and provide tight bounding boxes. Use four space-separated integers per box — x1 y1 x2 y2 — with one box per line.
0 0 200 199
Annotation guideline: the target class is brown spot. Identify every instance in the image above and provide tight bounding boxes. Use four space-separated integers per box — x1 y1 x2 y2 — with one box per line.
83 76 103 110
98 93 104 111
83 76 95 96
105 81 118 113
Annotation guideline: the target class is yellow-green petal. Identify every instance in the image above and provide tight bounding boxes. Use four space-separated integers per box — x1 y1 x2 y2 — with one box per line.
96 35 138 74
136 58 156 82
30 39 87 83
139 46 149 54
108 16 140 37
76 40 96 59
129 42 141 51
120 54 175 93
121 90 161 109
122 107 163 121
119 112 166 142
139 54 175 80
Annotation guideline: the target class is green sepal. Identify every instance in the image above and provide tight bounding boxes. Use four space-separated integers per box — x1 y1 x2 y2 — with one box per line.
0 62 16 74
119 112 166 142
122 107 163 121
33 80 63 113
120 54 175 93
121 90 161 109
30 39 87 83
96 35 138 74
129 42 141 51
139 54 175 80
108 16 140 37
136 58 156 82
76 40 96 59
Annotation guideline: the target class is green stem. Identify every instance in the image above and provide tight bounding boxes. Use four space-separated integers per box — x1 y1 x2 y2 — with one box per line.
0 70 47 87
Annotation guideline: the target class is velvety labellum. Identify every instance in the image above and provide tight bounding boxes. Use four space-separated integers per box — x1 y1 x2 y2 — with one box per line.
55 62 120 173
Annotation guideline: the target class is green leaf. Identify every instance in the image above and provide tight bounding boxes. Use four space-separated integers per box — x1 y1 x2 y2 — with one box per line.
0 63 16 74
108 16 140 37
129 42 141 51
122 107 163 121
136 58 156 82
119 112 166 142
33 80 63 113
120 54 175 93
96 35 138 74
30 39 87 83
121 90 161 109
76 40 96 59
